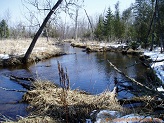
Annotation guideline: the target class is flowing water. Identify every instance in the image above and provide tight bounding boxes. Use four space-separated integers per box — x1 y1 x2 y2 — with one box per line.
0 43 155 120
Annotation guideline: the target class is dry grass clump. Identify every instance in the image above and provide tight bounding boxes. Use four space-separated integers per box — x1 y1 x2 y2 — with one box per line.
23 80 123 122
0 38 61 56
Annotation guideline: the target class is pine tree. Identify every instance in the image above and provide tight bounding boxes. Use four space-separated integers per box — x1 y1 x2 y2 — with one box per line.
113 1 125 40
134 0 152 48
103 7 114 42
122 6 134 40
94 15 104 41
0 19 9 38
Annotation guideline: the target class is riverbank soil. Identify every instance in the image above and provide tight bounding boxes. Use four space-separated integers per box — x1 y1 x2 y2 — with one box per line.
0 38 64 66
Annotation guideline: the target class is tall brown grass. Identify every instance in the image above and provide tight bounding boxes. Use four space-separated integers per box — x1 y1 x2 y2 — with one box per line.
22 80 123 122
0 38 61 56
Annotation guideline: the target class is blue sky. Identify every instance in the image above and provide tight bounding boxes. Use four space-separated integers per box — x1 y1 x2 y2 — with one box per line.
0 0 135 25
0 0 23 24
84 0 135 15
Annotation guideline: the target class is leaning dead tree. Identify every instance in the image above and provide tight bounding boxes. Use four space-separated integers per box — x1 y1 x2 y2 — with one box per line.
84 8 94 39
22 0 63 63
22 0 85 63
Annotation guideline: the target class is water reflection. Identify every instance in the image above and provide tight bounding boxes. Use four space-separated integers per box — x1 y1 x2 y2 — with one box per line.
0 71 28 120
29 44 150 98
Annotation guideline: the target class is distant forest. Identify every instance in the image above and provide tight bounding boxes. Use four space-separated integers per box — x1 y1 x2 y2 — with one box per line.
0 0 164 51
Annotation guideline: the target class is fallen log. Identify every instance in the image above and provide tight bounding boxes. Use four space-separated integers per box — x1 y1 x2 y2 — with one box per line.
107 60 152 91
107 60 164 99
10 75 35 82
152 59 164 62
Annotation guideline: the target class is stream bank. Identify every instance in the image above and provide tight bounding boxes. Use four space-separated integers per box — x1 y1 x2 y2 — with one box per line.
69 40 164 85
0 40 164 122
0 38 65 67
70 40 143 55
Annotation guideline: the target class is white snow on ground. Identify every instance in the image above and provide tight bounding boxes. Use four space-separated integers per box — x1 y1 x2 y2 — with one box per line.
99 42 127 48
144 47 164 86
157 86 164 92
0 54 9 59
93 110 164 123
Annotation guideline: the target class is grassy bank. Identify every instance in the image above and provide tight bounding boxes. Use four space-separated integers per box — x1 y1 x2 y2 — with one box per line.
0 38 64 66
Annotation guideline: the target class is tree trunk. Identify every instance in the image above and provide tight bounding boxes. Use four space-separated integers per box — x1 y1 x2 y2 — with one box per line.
150 8 156 51
22 0 63 63
74 9 78 40
156 0 163 53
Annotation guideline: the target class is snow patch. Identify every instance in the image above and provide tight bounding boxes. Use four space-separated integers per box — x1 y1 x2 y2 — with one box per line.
95 112 164 123
95 110 122 123
144 48 164 85
0 54 9 59
157 86 164 92
99 43 127 48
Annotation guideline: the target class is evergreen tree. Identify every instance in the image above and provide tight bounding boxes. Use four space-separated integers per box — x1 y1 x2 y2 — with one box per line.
134 0 153 47
113 2 125 40
94 15 104 41
0 19 9 38
103 7 114 41
122 6 135 40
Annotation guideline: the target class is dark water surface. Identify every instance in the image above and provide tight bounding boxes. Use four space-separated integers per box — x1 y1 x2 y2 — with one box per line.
0 43 152 120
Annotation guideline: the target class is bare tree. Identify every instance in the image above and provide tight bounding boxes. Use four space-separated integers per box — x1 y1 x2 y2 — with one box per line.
84 8 94 39
22 0 63 63
74 8 78 40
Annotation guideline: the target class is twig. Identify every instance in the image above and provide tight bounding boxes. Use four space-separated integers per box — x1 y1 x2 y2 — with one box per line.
0 87 27 92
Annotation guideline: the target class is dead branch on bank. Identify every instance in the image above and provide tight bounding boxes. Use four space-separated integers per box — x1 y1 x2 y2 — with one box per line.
107 60 164 99
107 60 152 91
108 61 164 118
10 75 35 82
152 59 164 62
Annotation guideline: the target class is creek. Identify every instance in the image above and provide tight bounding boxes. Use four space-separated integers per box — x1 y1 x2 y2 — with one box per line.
0 43 156 120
